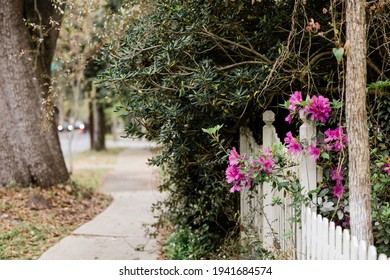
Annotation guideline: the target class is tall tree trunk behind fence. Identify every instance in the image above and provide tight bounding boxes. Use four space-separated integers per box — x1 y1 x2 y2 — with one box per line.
345 0 373 244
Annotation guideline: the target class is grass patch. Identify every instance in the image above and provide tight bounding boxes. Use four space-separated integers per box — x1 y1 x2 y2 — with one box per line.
73 147 125 166
0 222 71 260
71 147 125 190
71 169 109 191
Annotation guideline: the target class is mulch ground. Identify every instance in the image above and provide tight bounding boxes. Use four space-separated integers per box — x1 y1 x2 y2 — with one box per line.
0 184 112 259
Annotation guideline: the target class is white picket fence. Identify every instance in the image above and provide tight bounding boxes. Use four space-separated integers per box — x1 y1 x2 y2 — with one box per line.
239 110 389 260
298 207 389 260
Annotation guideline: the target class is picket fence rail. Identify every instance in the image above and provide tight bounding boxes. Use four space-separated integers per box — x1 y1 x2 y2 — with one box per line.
239 110 389 260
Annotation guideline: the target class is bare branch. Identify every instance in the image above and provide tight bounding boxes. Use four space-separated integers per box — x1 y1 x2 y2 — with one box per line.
201 26 273 65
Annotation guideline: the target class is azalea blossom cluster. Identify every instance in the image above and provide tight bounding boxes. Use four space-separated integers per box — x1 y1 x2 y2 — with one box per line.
226 91 388 197
284 91 347 157
284 91 348 199
226 147 275 193
330 167 345 199
285 91 331 124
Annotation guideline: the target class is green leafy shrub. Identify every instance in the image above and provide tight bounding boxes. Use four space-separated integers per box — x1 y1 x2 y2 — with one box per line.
101 0 299 258
165 225 216 260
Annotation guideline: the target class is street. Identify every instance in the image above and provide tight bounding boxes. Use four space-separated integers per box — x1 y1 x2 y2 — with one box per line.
59 132 90 157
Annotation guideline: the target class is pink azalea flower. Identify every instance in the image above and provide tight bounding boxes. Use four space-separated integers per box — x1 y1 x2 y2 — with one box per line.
382 157 390 176
330 167 344 181
303 95 331 123
284 131 294 144
258 156 275 174
262 147 272 156
288 91 303 111
324 126 348 151
308 145 321 161
285 114 293 124
229 185 242 193
228 147 241 166
333 181 345 199
225 165 243 184
284 132 302 156
288 142 302 156
285 91 302 124
330 166 345 199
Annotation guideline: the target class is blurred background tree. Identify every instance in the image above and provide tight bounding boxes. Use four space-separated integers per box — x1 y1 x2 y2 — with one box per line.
53 0 152 172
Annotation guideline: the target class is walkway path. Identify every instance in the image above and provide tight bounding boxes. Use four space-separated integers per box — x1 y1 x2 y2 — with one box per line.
40 141 164 260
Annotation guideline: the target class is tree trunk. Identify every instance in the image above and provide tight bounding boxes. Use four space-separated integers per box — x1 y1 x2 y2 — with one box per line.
90 84 106 151
345 0 373 244
94 102 106 151
0 0 69 187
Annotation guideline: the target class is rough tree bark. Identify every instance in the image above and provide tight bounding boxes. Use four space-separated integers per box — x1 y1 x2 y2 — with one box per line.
345 0 373 244
0 0 69 187
93 103 106 151
89 84 106 151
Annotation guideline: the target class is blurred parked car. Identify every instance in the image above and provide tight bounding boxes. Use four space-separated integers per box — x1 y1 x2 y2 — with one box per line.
57 122 70 132
58 121 88 133
75 121 88 134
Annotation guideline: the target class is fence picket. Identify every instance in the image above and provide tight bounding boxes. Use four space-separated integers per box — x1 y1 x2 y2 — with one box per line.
329 222 336 259
350 236 359 260
322 218 329 259
300 206 306 260
306 208 312 259
335 226 343 259
316 215 322 260
358 240 368 260
368 246 377 260
342 229 350 260
311 212 317 259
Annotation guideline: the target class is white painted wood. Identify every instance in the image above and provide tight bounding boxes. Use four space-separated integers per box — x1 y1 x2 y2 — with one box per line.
306 208 312 259
300 206 307 260
342 229 350 260
358 240 368 260
239 126 256 244
350 236 359 260
316 214 323 259
311 212 317 259
322 218 329 259
298 111 317 197
368 246 377 260
335 226 343 260
261 111 280 250
329 222 336 259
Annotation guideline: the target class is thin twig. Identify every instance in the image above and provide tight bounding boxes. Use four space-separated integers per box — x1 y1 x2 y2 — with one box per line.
201 26 273 65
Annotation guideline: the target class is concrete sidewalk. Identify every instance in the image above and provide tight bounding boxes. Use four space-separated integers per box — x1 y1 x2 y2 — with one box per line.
40 143 164 260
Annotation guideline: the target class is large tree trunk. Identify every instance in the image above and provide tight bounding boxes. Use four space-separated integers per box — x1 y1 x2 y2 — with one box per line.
345 0 373 244
0 0 69 187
